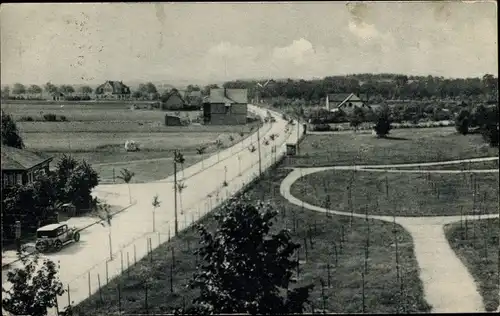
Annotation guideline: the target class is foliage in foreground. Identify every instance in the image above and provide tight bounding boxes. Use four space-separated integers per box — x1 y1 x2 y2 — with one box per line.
2 253 65 316
187 197 314 314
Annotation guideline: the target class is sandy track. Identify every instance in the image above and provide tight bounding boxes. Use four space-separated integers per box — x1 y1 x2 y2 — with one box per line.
280 161 499 313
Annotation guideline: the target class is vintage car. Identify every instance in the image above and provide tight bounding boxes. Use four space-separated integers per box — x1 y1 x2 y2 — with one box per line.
35 223 80 252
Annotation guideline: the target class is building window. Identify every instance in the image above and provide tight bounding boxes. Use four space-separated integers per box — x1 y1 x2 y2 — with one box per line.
17 174 23 185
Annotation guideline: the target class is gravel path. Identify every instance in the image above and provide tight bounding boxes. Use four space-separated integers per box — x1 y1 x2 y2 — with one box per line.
280 161 499 313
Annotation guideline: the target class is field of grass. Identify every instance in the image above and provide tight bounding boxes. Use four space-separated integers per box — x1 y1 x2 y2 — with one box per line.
291 170 499 217
378 159 499 170
3 103 261 183
445 219 499 311
286 127 497 167
73 168 430 315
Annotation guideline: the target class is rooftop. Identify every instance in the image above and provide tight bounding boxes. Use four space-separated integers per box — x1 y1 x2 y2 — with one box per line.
1 145 52 171
205 88 248 104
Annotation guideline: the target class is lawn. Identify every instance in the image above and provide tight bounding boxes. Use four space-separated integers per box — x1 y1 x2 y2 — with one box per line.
445 218 499 311
72 168 430 315
376 159 499 170
291 170 499 217
3 103 262 183
286 127 498 167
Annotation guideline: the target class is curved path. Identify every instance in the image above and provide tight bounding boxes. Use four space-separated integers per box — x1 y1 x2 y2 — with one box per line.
280 159 499 313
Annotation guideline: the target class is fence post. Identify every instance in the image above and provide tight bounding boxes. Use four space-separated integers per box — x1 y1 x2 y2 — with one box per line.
157 231 161 246
98 274 103 303
117 283 122 314
67 284 71 307
106 260 109 284
127 252 130 276
170 264 174 293
134 244 137 264
88 271 91 298
121 250 124 274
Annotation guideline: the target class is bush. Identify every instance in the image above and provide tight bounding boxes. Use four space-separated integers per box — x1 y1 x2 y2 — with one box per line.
19 115 34 122
59 115 67 122
43 113 57 122
312 123 332 131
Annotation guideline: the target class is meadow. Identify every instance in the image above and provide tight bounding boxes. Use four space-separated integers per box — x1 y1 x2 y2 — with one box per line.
445 219 499 311
73 168 430 315
2 102 261 183
291 170 499 217
286 127 498 167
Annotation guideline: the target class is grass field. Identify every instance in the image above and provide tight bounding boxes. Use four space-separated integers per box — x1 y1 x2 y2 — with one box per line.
445 219 499 311
2 103 261 183
286 127 498 167
73 168 430 315
291 171 499 217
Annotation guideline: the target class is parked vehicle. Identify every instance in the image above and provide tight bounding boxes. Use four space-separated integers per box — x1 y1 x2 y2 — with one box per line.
35 223 80 252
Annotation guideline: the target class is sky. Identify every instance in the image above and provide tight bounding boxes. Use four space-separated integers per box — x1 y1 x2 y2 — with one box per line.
0 2 497 86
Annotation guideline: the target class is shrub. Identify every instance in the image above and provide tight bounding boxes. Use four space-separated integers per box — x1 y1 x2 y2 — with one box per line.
19 115 34 122
43 113 57 122
312 123 332 132
59 115 67 122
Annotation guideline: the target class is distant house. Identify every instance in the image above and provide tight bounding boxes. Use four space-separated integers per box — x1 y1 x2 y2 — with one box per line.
48 91 65 101
326 93 370 114
95 81 131 100
184 90 203 107
161 89 186 110
1 145 53 187
203 88 248 125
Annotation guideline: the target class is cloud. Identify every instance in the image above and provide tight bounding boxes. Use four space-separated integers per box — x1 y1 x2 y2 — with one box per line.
348 20 380 41
272 38 316 65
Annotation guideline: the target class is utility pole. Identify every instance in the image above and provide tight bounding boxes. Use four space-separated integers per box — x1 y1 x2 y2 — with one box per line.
257 126 262 176
296 114 300 155
173 157 178 235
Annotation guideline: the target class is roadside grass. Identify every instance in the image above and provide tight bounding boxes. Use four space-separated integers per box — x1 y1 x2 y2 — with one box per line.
73 168 430 315
371 159 499 171
291 170 499 217
286 127 497 167
445 218 499 311
93 155 203 183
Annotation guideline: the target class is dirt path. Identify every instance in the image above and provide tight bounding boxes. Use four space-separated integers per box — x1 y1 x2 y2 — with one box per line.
280 161 499 313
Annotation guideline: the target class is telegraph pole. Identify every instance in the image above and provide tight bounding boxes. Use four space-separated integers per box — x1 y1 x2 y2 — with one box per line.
173 157 178 235
257 126 262 176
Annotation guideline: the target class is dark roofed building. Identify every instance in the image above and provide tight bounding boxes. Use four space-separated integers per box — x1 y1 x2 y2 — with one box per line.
95 81 131 100
184 90 203 106
203 88 248 125
1 145 53 186
326 93 370 114
161 89 186 110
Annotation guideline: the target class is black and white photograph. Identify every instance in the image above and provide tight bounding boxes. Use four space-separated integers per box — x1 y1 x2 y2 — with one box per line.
1 2 498 315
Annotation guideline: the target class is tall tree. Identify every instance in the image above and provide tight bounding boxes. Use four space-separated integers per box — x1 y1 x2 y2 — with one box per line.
1 86 10 99
117 168 134 204
189 198 314 315
12 83 26 95
203 84 219 96
79 85 93 95
27 85 43 95
1 110 25 148
373 106 392 138
455 109 471 135
44 82 58 94
58 85 75 95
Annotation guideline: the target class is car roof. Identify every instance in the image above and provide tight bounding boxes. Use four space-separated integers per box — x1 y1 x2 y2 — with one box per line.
37 223 67 231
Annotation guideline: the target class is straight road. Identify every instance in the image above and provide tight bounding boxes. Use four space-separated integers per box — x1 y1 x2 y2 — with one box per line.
1 105 304 315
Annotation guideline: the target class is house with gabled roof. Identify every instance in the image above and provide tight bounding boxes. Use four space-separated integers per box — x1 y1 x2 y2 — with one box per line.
161 89 186 110
1 145 53 186
202 88 248 125
326 93 370 113
95 81 131 100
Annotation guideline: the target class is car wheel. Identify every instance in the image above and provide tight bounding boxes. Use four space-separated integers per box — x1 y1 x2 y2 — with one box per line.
73 231 80 242
54 240 63 251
